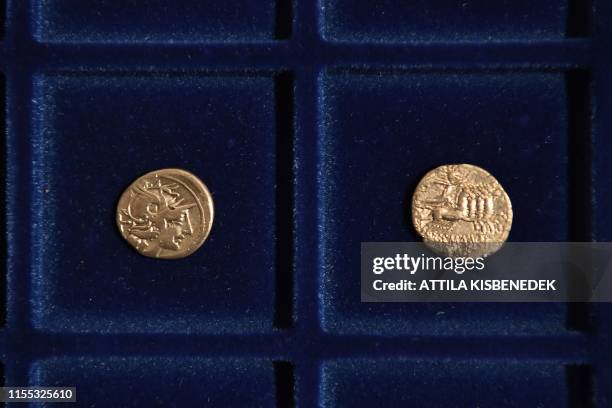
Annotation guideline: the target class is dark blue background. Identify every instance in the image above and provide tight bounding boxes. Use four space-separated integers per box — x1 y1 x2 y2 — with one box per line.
1 0 610 407
30 74 277 334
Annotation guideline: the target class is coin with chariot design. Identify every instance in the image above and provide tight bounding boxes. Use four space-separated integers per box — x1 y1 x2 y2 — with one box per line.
116 169 214 259
412 164 512 257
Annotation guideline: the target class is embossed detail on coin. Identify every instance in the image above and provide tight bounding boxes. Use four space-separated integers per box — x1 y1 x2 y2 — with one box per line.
412 164 512 257
117 169 214 259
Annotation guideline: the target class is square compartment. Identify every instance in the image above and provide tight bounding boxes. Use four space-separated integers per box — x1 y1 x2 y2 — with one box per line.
321 359 568 407
30 357 276 407
319 71 569 335
33 0 280 43
322 0 569 42
30 72 278 333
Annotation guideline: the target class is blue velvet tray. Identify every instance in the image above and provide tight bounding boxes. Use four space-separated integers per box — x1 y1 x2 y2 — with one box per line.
1 0 610 407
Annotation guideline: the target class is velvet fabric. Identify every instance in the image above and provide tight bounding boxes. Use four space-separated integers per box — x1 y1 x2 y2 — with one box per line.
1 0 608 407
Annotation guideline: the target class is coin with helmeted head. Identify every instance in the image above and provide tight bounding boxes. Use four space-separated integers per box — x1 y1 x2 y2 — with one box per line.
116 168 214 259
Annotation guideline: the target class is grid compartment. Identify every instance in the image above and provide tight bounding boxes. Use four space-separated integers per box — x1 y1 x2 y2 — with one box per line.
321 359 569 407
319 71 569 335
33 0 282 43
29 73 278 334
30 357 276 407
322 0 569 42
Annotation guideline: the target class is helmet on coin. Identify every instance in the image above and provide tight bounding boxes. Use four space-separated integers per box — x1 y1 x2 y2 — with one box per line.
118 179 195 253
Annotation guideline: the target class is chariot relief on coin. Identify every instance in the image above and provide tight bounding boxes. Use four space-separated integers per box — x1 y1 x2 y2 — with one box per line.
117 169 214 259
412 164 512 257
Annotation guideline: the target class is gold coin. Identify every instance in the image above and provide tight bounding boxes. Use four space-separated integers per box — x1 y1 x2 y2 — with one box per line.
116 168 214 259
412 164 512 257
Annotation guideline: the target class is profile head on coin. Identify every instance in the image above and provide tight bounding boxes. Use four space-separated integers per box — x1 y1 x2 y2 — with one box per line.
411 164 512 257
117 169 214 259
